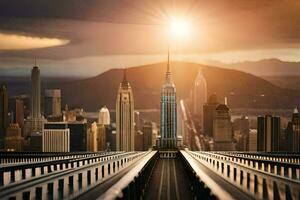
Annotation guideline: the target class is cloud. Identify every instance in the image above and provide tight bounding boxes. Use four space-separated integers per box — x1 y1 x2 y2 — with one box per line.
1 0 300 76
0 32 69 50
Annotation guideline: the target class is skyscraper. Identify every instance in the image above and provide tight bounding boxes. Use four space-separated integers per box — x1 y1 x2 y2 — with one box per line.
98 106 110 125
0 85 8 148
116 69 135 151
248 129 257 152
193 69 207 129
213 103 234 151
257 115 280 152
31 66 41 119
24 65 45 136
203 94 219 137
42 128 70 152
44 89 61 117
44 121 87 152
14 98 24 127
286 108 300 152
160 58 177 149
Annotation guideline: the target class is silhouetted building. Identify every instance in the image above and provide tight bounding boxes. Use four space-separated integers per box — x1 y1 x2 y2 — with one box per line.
203 94 219 137
159 58 177 149
44 89 61 117
116 69 134 151
177 100 189 147
97 124 107 151
257 115 280 152
14 98 24 127
0 85 8 149
135 131 144 151
98 106 110 125
142 121 153 150
107 124 116 151
213 103 234 151
134 111 141 131
286 108 300 152
5 123 23 151
87 122 98 152
44 122 87 151
24 66 45 136
42 128 70 152
248 129 257 152
193 69 207 130
31 66 41 119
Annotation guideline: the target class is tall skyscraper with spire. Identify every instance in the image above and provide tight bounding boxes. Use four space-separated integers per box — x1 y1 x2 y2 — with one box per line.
160 53 177 149
193 69 207 130
116 69 135 151
24 63 45 136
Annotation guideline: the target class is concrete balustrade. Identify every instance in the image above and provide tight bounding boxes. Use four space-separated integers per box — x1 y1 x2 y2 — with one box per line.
0 152 124 187
0 151 149 200
189 151 300 200
199 151 300 181
0 152 122 165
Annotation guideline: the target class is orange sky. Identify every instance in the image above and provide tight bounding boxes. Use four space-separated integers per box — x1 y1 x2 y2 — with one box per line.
1 0 300 76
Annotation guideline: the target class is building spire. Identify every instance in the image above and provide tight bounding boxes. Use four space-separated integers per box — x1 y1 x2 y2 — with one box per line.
122 68 129 88
165 44 173 84
167 44 170 73
34 57 37 66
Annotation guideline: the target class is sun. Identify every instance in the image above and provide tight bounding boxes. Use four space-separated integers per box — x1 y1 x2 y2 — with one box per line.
169 17 190 37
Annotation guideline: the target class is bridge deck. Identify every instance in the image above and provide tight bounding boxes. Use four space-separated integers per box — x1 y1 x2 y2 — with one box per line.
144 157 193 200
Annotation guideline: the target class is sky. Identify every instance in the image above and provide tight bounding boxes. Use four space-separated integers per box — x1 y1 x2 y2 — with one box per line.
1 0 300 77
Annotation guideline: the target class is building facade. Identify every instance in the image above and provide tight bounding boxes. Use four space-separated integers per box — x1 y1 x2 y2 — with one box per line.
25 66 45 136
193 69 207 130
213 104 234 151
286 108 300 152
203 94 219 137
44 122 87 151
0 85 8 149
5 123 23 151
42 128 70 152
248 129 257 152
116 69 135 151
44 89 61 117
257 115 280 152
160 61 177 149
98 106 110 125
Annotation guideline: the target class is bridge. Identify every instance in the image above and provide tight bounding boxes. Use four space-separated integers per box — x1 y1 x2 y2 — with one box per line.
0 150 299 200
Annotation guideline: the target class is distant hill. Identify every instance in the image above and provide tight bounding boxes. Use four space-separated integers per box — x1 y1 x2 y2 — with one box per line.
223 58 300 76
262 76 300 91
2 61 300 111
49 61 300 110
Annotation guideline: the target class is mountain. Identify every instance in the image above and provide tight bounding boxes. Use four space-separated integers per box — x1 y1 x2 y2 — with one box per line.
223 58 300 76
46 61 299 111
262 76 300 91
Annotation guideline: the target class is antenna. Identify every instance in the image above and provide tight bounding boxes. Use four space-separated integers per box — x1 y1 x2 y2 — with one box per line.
167 44 170 72
34 57 37 66
224 97 228 105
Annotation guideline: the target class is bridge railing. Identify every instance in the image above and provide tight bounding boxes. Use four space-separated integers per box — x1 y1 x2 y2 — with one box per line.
0 151 149 200
189 151 300 200
216 151 300 165
98 151 158 200
0 151 122 165
0 152 122 187
199 151 300 181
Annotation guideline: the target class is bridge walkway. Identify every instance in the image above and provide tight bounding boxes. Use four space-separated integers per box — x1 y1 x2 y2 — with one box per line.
144 157 194 200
